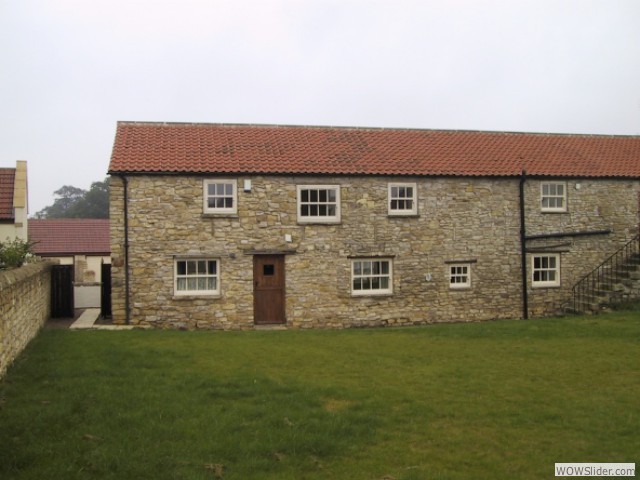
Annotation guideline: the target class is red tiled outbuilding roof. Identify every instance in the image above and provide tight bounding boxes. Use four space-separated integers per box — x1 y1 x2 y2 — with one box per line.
108 122 640 178
0 168 16 220
28 219 110 256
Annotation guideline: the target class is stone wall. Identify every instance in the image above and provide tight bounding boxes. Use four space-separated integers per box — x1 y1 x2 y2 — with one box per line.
524 179 640 316
0 261 52 377
109 175 640 329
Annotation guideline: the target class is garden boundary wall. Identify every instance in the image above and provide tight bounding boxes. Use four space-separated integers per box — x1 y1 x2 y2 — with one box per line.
0 261 53 378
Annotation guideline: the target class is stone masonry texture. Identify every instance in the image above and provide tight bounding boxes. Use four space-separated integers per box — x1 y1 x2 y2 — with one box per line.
109 175 640 329
0 261 53 377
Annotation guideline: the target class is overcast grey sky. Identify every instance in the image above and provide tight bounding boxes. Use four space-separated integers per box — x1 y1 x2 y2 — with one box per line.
2 0 640 214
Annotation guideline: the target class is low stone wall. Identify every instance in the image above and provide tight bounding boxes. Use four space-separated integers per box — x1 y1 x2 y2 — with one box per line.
0 261 53 378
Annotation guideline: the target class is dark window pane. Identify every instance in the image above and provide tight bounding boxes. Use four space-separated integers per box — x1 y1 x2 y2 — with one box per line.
177 261 186 275
187 261 197 275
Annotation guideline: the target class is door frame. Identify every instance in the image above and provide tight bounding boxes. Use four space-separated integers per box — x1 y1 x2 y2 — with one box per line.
253 254 286 325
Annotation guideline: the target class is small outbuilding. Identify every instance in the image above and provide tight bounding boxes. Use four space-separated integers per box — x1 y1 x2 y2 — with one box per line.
29 218 111 309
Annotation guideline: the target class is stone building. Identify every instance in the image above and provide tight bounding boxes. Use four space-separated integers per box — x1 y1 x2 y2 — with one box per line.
0 160 28 242
108 122 640 329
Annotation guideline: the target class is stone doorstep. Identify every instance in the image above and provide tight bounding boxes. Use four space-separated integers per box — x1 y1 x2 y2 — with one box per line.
69 308 139 330
254 324 288 331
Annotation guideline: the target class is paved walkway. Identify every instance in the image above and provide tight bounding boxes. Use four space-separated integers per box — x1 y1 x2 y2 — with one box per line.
69 308 137 330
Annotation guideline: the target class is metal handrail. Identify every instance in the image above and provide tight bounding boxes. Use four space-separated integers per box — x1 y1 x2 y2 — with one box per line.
572 234 640 314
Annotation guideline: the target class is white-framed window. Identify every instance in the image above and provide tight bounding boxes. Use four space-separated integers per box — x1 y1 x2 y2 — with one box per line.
540 182 566 212
297 185 341 223
351 258 393 296
388 183 417 215
449 264 471 289
174 258 220 296
532 254 560 287
203 179 237 214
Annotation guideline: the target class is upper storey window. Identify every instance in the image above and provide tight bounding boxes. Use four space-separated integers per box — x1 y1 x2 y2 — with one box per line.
204 179 237 214
297 185 341 224
388 183 417 216
540 182 566 212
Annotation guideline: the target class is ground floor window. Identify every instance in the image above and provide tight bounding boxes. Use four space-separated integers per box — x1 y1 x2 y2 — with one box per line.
532 254 560 287
449 264 471 289
351 258 392 295
174 258 220 295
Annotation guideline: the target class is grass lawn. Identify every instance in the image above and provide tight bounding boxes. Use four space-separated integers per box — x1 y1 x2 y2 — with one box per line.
1 313 639 479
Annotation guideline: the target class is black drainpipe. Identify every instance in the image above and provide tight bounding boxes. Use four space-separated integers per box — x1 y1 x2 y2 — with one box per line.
121 175 131 325
519 170 529 320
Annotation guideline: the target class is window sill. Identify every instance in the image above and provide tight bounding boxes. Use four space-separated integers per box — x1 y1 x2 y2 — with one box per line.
351 292 394 298
297 220 342 225
202 213 239 219
531 284 561 289
388 213 420 218
172 294 222 301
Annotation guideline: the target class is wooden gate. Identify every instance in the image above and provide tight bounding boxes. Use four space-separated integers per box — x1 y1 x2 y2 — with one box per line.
101 262 112 318
51 265 74 318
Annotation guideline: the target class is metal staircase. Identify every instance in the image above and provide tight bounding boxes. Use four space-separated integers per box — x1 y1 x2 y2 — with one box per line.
572 234 640 314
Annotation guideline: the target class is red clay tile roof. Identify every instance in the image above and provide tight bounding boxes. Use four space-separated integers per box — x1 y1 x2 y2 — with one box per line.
0 168 16 220
108 122 640 178
28 219 110 255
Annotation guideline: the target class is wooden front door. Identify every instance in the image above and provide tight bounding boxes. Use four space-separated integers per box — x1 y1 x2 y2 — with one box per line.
253 255 286 325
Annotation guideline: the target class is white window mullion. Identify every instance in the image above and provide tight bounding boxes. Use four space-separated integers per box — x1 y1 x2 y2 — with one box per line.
351 258 393 296
388 183 418 216
175 258 220 295
532 254 560 287
449 264 471 289
297 185 341 223
540 182 567 212
204 179 238 214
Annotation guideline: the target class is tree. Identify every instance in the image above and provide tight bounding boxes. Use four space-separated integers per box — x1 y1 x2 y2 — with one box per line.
35 179 109 218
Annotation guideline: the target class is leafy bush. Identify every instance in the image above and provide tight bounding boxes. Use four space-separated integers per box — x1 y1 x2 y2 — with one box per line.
0 237 37 270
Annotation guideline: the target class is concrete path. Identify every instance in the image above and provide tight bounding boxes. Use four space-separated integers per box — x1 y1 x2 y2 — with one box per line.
69 308 137 330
